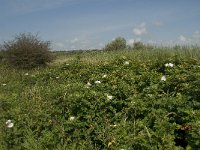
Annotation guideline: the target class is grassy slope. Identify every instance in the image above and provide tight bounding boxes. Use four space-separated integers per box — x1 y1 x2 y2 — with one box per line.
1 47 200 149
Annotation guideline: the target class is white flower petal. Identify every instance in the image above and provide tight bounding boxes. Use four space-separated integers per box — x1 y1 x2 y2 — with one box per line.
124 61 129 65
102 75 107 78
6 120 14 128
161 75 166 81
7 123 14 128
95 80 101 84
6 120 12 124
165 63 169 67
87 82 92 86
110 124 117 127
107 95 113 100
69 116 75 121
165 63 174 67
169 63 174 67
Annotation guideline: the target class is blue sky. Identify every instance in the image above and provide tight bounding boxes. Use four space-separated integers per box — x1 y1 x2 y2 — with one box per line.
0 0 200 50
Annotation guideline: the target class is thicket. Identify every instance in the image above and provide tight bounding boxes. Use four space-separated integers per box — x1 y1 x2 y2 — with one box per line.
1 48 200 149
2 33 52 69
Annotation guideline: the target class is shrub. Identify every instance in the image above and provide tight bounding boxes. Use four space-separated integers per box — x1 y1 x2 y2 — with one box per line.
3 33 52 69
0 50 4 62
133 41 146 50
104 37 126 51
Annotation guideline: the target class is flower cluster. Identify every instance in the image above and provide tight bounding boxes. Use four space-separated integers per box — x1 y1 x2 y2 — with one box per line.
107 95 113 100
124 61 129 65
165 63 174 67
161 75 166 81
95 80 101 84
6 120 14 128
161 62 174 81
69 116 75 121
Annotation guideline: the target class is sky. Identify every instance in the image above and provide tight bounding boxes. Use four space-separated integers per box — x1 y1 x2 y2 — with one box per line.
0 0 200 50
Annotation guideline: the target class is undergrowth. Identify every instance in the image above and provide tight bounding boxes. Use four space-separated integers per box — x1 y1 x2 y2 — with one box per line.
1 48 200 149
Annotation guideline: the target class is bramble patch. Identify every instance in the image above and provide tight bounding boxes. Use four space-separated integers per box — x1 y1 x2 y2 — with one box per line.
1 49 200 149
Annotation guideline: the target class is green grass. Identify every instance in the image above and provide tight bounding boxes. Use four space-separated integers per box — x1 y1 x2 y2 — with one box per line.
52 46 200 65
1 47 200 149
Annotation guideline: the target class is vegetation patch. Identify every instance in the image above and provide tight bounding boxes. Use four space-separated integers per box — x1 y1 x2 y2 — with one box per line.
1 33 52 69
0 47 200 149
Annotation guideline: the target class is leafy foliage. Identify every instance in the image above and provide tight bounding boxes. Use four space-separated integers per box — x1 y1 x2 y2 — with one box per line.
1 48 200 149
104 37 126 51
133 41 146 50
3 33 52 69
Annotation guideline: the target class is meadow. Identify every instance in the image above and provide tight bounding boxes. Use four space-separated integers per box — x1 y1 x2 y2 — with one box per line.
1 47 200 149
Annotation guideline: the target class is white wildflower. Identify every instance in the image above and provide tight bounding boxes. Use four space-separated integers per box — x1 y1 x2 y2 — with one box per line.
124 61 129 65
148 94 153 97
86 82 92 88
161 75 166 81
107 95 113 100
87 82 92 86
2 83 6 86
110 124 117 127
56 76 60 79
165 63 174 67
168 63 174 67
69 116 75 121
24 73 29 76
102 74 107 78
6 120 14 128
95 80 101 84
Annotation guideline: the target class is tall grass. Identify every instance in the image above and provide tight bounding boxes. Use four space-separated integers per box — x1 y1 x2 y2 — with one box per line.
53 46 200 65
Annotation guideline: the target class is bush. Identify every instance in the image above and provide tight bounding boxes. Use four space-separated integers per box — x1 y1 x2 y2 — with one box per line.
104 37 126 51
133 41 146 50
3 33 52 69
0 50 4 63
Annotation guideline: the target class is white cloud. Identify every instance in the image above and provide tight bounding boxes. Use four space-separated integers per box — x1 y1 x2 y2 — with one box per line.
54 37 94 50
192 31 200 39
133 23 147 36
179 35 187 42
127 38 143 47
70 38 79 43
98 43 104 48
153 21 163 27
3 0 74 15
148 40 156 44
111 38 116 41
127 39 135 46
54 42 65 48
135 37 141 42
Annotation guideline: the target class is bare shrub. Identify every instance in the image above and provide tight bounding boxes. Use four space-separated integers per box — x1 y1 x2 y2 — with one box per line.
3 33 53 69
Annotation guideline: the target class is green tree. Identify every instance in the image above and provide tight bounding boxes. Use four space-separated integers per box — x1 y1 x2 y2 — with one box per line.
133 41 145 50
104 37 126 51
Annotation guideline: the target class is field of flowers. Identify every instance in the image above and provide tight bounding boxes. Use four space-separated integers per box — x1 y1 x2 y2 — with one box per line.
1 48 200 149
